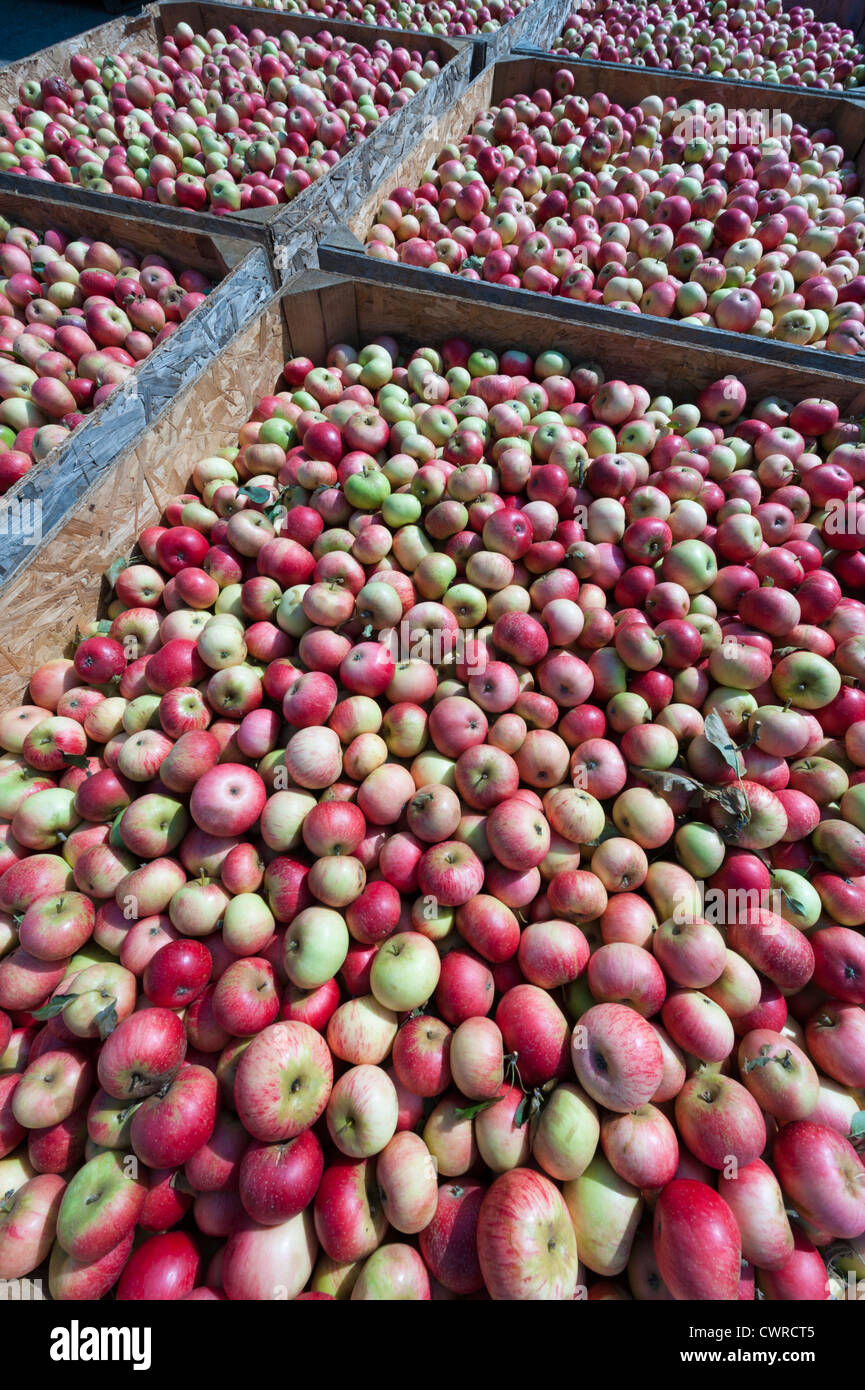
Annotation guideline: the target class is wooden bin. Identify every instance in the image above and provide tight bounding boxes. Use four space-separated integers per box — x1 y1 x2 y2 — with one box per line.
1 266 864 708
0 183 278 592
0 0 473 255
180 0 577 76
316 51 865 388
521 0 865 87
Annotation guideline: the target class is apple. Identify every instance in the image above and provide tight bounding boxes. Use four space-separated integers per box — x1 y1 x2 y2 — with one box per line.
563 1151 643 1276
12 1049 93 1129
674 1073 767 1170
772 1122 865 1240
222 1209 316 1301
115 1231 201 1301
571 1003 663 1112
449 1017 503 1100
653 1180 742 1301
326 1064 398 1158
391 1014 452 1097
600 1104 678 1190
49 1227 135 1301
418 1180 486 1296
55 1149 145 1262
313 1157 387 1264
234 1021 333 1142
376 1131 438 1234
212 957 280 1037
717 1159 794 1271
130 1064 218 1169
757 1225 832 1302
477 1168 579 1300
0 1172 65 1279
327 995 398 1066
737 1029 820 1121
369 932 441 1012
96 1007 186 1100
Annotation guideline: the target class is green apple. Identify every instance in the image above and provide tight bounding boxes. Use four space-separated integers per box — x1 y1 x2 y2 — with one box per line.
531 1080 600 1181
563 1152 643 1276
284 907 349 990
370 932 441 1013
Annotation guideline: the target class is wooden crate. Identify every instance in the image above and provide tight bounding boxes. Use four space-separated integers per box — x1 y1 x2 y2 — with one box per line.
2 266 864 708
316 52 865 388
0 183 277 592
172 0 577 76
0 1 473 251
523 0 865 82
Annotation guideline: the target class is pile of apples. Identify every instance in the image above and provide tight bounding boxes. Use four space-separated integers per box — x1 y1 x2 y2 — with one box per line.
0 221 213 495
552 0 865 90
1 330 864 1302
237 0 530 35
365 78 865 357
0 23 442 215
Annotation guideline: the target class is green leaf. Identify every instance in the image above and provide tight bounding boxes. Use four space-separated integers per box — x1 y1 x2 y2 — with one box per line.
30 994 78 1020
851 1111 865 1139
514 1092 535 1127
742 1044 775 1074
710 783 751 825
515 1085 555 1129
63 754 93 771
104 556 130 588
636 767 703 797
94 1002 118 1040
454 1096 503 1122
237 485 270 504
169 1170 197 1195
703 709 743 774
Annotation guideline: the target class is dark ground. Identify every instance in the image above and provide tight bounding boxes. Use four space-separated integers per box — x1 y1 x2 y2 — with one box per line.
0 0 139 67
